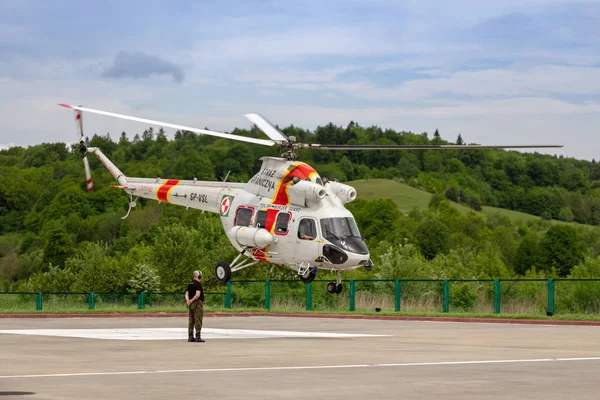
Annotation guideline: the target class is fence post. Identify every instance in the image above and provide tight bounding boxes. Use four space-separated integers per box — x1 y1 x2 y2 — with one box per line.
88 292 95 310
36 291 43 311
547 279 555 316
225 282 231 309
395 280 401 312
349 280 355 311
306 282 312 311
264 280 271 310
138 292 145 310
443 280 449 313
494 280 501 314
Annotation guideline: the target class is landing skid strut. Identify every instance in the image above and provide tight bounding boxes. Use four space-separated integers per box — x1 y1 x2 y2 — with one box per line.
121 194 138 220
215 248 259 284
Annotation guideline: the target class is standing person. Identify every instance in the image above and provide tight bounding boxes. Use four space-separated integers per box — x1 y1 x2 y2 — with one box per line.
185 270 205 343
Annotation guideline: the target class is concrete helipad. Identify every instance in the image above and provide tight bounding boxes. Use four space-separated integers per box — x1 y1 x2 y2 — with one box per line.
0 327 388 340
1 316 599 399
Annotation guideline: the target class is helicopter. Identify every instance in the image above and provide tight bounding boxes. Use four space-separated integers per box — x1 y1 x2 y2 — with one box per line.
59 104 562 294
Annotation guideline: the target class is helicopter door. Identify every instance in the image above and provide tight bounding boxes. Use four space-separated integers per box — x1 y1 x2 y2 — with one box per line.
294 217 321 263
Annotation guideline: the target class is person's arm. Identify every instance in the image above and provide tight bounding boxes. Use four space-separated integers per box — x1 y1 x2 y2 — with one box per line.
185 290 191 305
190 290 200 303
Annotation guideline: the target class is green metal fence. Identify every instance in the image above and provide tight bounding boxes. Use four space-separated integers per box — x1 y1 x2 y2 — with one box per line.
0 291 227 312
2 279 600 315
225 278 600 316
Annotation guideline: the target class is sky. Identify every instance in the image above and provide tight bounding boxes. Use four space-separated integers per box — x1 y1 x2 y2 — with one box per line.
1 0 600 160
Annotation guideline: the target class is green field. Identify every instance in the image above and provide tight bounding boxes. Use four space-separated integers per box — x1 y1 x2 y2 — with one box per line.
347 178 565 224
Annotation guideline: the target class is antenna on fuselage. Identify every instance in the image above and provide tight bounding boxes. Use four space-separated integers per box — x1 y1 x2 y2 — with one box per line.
222 170 231 183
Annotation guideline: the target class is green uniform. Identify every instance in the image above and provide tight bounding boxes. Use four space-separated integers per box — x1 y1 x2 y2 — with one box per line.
188 299 203 335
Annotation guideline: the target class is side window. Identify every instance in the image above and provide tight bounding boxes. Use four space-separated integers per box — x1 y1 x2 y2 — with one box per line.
274 212 291 235
235 207 253 227
298 218 316 240
255 210 268 229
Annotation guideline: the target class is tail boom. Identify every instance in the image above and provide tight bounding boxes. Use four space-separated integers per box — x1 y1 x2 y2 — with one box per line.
88 147 127 186
110 178 241 214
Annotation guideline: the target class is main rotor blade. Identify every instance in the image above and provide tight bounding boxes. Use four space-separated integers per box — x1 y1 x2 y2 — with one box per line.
74 107 84 142
303 144 564 150
83 156 94 193
244 113 289 142
58 104 276 147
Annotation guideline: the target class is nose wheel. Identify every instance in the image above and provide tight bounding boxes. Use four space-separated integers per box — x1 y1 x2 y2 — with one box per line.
327 270 343 294
327 282 342 294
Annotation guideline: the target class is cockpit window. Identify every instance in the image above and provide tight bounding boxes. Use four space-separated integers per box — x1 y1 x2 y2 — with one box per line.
298 218 316 240
275 212 291 235
320 218 361 242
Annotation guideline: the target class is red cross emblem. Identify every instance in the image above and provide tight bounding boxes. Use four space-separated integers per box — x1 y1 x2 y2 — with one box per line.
220 195 233 216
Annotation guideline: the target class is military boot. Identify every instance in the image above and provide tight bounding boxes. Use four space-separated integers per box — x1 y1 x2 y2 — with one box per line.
195 332 205 343
188 333 195 342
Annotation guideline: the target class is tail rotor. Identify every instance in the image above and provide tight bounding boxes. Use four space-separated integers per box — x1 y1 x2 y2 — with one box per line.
73 107 94 193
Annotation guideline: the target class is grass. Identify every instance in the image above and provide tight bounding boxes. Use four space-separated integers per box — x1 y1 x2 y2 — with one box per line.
347 178 573 225
2 295 599 321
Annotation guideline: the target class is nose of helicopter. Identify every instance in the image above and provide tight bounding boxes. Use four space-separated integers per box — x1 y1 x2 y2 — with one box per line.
340 238 372 270
350 250 372 270
321 234 372 269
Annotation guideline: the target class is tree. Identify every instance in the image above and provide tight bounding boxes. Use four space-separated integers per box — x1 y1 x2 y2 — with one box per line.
445 186 459 202
456 134 464 145
538 225 584 276
346 199 401 248
514 233 540 275
42 228 74 269
431 129 443 145
119 132 129 145
429 192 446 209
415 218 451 260
466 195 482 211
142 127 154 141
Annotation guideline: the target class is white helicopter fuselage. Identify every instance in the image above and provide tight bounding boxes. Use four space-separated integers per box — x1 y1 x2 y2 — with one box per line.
61 103 560 291
93 148 370 274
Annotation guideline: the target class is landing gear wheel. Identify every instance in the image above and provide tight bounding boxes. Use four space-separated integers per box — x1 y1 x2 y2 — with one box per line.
300 268 317 284
215 261 232 284
335 283 342 294
327 282 337 294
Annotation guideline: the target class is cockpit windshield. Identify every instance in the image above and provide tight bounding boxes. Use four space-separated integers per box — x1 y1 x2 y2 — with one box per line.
320 218 361 241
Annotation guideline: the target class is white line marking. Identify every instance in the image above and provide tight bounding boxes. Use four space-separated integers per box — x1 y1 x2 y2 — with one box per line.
2 357 600 379
0 328 389 341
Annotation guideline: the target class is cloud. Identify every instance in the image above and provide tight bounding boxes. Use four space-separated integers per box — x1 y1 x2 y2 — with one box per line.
237 65 600 103
102 51 184 83
236 66 357 85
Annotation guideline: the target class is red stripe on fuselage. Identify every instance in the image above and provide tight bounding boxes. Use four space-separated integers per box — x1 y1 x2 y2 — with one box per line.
250 163 318 263
271 163 317 206
251 248 268 262
156 180 180 202
264 209 279 233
